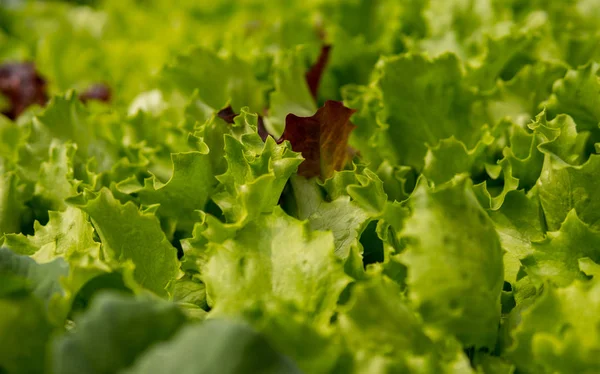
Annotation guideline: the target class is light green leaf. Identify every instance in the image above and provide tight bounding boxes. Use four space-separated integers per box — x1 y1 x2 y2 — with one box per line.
213 133 302 225
171 274 208 312
338 278 474 374
34 92 120 173
488 189 544 284
321 167 387 210
0 247 68 314
124 319 301 374
467 31 536 92
579 257 600 278
423 134 494 186
0 291 54 374
473 353 515 374
307 196 370 259
473 160 520 210
33 140 77 213
4 206 110 302
499 123 544 190
136 150 215 232
342 84 396 168
537 154 600 231
202 207 350 373
35 92 91 156
545 62 600 131
161 47 266 113
488 62 566 126
529 111 589 166
376 53 482 170
0 115 26 169
265 46 317 138
400 177 504 348
53 292 187 374
204 207 348 320
506 280 600 373
522 210 600 286
0 171 28 235
71 189 181 296
291 169 387 259
2 206 113 322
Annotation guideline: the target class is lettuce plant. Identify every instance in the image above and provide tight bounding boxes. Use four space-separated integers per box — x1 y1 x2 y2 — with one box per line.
1 1 600 373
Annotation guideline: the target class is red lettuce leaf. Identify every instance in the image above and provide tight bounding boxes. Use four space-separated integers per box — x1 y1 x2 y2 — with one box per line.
0 62 48 119
280 100 356 179
79 83 111 103
217 105 237 124
305 45 332 100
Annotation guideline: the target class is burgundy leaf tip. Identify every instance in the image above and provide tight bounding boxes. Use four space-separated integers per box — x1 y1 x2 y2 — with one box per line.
305 45 332 101
79 83 111 103
257 116 270 141
217 105 237 124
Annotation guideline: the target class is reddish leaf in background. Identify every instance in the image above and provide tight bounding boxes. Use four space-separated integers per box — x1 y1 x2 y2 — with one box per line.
280 100 356 179
217 105 237 124
79 83 111 103
315 24 327 42
305 45 332 100
218 105 272 141
0 62 48 120
257 116 270 141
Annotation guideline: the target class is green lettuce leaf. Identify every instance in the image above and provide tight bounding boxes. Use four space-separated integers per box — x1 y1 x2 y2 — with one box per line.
545 62 600 132
488 62 566 126
4 0 600 371
506 279 600 373
338 277 473 373
161 47 266 113
399 177 504 348
466 30 536 92
579 257 600 278
124 319 301 374
266 46 318 137
34 92 117 169
3 205 111 320
0 247 68 315
53 292 187 374
488 189 544 284
33 140 77 213
473 353 515 374
0 284 54 374
133 147 215 233
286 165 392 260
0 171 29 234
212 119 302 225
537 154 600 231
529 111 589 166
71 188 181 296
200 207 350 373
375 53 483 170
522 210 600 286
288 175 371 259
423 134 493 187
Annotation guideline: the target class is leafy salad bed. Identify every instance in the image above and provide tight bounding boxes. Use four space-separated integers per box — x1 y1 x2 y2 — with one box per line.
1 0 600 373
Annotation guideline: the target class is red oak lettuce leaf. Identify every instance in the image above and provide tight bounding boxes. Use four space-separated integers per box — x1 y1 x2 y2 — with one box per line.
305 45 332 100
280 100 356 179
